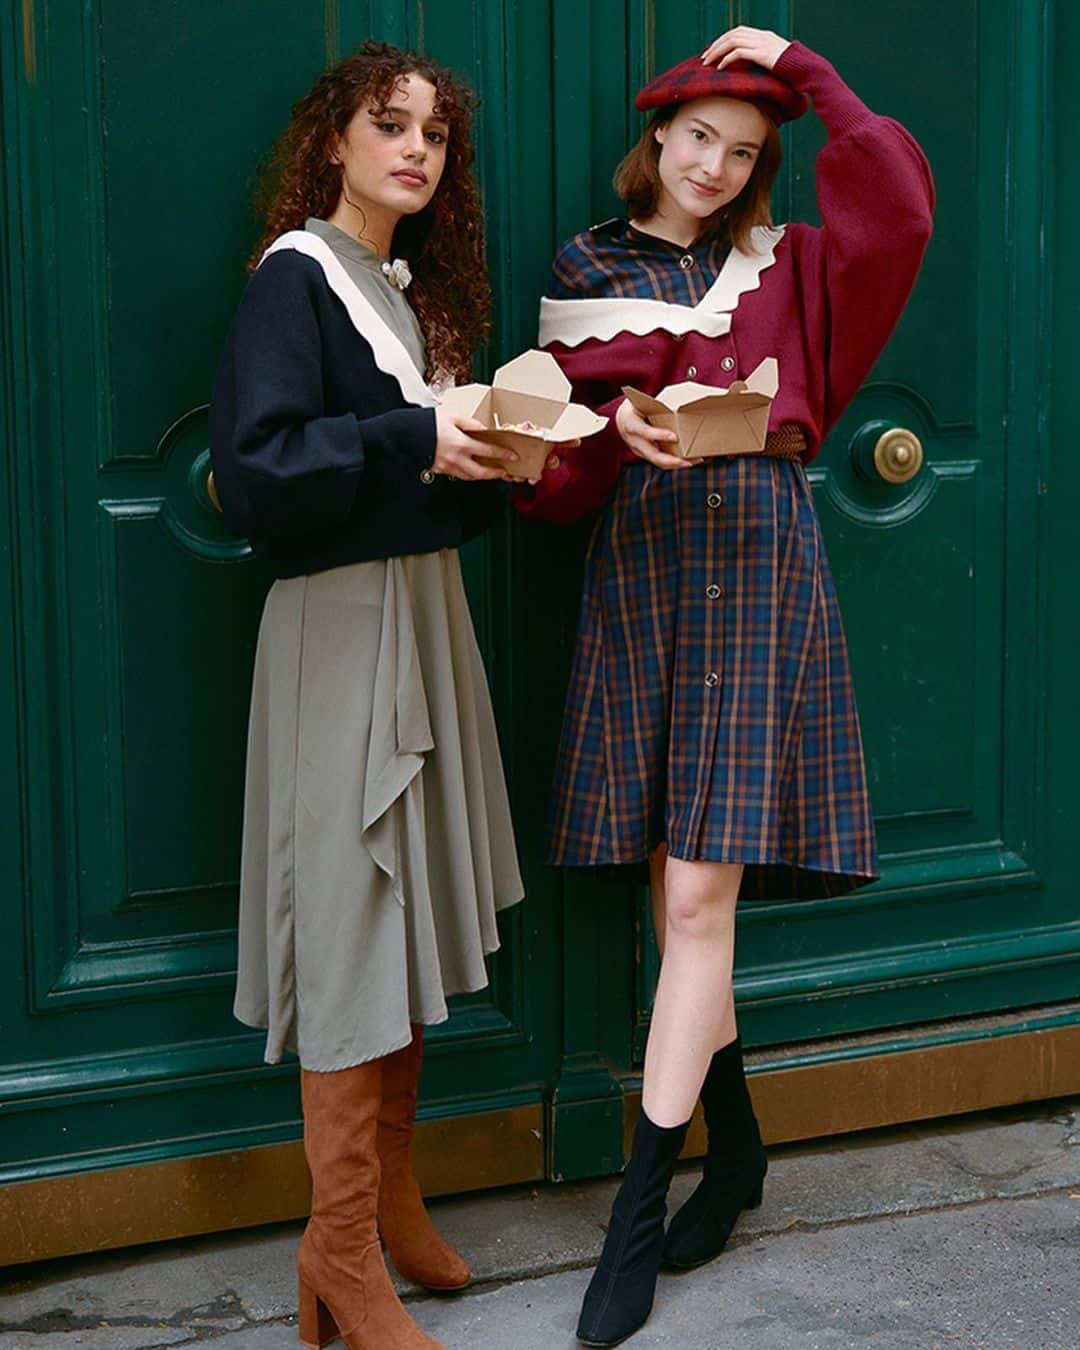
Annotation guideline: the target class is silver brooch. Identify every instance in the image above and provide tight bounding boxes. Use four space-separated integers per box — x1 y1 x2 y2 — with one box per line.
381 258 412 291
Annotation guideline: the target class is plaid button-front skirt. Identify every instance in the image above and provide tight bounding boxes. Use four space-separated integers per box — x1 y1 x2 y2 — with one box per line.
546 452 879 902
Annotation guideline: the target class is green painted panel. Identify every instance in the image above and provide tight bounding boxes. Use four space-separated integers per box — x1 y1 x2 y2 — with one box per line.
782 2 982 426
98 2 336 457
814 469 981 826
106 508 263 904
1046 0 1080 990
0 0 1075 1194
649 1 736 75
788 0 1010 863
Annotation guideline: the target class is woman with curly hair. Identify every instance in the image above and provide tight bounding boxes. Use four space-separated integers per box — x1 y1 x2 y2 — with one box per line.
210 41 524 1350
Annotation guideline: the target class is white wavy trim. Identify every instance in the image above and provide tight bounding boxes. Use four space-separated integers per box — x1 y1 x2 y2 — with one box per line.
538 224 786 349
699 225 786 311
261 231 437 408
539 298 734 347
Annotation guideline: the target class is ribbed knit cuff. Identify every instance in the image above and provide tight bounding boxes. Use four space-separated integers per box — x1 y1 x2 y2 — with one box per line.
773 40 874 138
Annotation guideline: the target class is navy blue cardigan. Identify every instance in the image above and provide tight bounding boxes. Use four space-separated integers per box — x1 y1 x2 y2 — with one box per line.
209 249 502 577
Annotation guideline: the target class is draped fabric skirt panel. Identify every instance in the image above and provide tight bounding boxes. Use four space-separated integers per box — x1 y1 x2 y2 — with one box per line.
234 550 524 1071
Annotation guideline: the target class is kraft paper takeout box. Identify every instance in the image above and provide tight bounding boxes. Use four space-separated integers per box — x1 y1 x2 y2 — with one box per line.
621 357 780 459
439 349 609 478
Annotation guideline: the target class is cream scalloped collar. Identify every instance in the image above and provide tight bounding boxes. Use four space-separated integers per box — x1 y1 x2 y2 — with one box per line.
538 225 786 350
261 231 437 408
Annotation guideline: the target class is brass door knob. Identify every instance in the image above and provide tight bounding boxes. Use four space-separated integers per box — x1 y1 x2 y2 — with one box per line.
873 427 923 484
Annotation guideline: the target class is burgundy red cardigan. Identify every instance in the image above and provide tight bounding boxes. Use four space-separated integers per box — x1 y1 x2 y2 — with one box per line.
514 41 935 525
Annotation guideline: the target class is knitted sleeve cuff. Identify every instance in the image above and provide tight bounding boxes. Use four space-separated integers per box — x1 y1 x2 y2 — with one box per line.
773 40 875 138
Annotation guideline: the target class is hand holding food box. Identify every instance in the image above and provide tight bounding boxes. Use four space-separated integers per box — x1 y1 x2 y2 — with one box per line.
439 350 609 480
621 358 779 459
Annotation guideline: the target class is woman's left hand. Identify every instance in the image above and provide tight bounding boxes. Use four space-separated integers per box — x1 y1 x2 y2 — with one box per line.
701 26 791 71
508 439 581 487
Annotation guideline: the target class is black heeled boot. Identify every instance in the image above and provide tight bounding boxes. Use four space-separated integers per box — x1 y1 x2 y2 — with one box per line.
576 1109 689 1347
661 1037 767 1271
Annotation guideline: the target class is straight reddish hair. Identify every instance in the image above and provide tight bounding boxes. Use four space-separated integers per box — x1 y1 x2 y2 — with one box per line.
614 104 782 253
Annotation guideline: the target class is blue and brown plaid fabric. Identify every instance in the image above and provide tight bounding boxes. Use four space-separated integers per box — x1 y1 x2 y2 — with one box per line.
548 218 731 302
544 223 878 900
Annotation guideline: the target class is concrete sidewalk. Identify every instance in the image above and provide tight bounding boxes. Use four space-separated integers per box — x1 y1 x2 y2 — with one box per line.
2 1098 1077 1349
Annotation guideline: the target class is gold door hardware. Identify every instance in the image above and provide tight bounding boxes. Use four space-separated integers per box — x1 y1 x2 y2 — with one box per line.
873 427 924 484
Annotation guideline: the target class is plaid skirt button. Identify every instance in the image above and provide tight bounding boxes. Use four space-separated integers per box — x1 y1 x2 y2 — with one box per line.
706 584 722 599
704 671 719 687
707 492 723 508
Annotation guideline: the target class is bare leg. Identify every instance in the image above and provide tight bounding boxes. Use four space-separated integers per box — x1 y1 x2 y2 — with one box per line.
649 842 668 959
575 861 744 1344
650 845 736 1033
641 857 742 1128
719 982 736 1045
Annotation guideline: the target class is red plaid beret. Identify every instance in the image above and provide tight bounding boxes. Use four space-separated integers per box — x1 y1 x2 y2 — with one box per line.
635 56 808 125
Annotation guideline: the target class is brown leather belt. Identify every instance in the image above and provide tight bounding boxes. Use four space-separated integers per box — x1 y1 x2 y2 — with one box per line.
760 424 807 460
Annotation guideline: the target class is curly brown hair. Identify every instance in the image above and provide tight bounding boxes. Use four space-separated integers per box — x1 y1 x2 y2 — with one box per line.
252 40 491 382
614 105 782 253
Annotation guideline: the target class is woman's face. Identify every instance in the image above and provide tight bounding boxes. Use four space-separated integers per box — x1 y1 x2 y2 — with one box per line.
654 97 770 222
331 74 449 220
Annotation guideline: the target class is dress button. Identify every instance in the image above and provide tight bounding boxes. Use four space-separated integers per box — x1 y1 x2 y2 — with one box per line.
706 584 722 600
680 254 695 270
687 365 698 378
420 467 436 485
707 492 723 509
721 356 735 372
704 672 719 688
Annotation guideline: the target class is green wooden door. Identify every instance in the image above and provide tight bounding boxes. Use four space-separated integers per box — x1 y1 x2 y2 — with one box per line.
518 0 1080 1176
710 1 1075 1037
1 0 1076 1205
0 0 561 1188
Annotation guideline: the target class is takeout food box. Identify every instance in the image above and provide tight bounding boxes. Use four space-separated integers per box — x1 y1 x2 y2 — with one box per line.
622 357 780 459
439 350 609 478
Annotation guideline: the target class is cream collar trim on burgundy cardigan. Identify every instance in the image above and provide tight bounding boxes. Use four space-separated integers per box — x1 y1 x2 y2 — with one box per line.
261 231 438 408
537 225 786 349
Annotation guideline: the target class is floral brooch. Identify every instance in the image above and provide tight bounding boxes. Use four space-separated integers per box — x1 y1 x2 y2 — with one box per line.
381 258 413 291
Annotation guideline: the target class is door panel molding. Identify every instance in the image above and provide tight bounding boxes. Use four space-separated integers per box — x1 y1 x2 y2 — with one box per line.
736 922 1080 1013
739 844 1036 919
2 1 545 1158
810 458 978 533
6 1011 1079 1266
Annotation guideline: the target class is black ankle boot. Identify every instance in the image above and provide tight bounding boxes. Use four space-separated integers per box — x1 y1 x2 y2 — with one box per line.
661 1037 767 1271
576 1109 689 1347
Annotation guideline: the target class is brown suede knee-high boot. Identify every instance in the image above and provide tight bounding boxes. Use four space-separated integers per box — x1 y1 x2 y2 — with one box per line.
377 1026 471 1291
297 1061 443 1350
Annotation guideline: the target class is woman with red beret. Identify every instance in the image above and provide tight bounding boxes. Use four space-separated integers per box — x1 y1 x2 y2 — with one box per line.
515 25 934 1346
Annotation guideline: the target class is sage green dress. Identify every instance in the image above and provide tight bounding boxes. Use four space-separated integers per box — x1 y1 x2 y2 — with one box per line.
233 219 524 1072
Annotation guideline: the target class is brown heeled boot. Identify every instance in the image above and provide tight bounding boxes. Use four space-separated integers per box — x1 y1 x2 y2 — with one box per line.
296 1060 443 1350
377 1026 471 1292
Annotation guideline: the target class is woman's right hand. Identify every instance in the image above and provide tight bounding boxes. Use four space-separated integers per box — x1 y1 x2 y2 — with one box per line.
615 397 694 470
432 408 520 481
